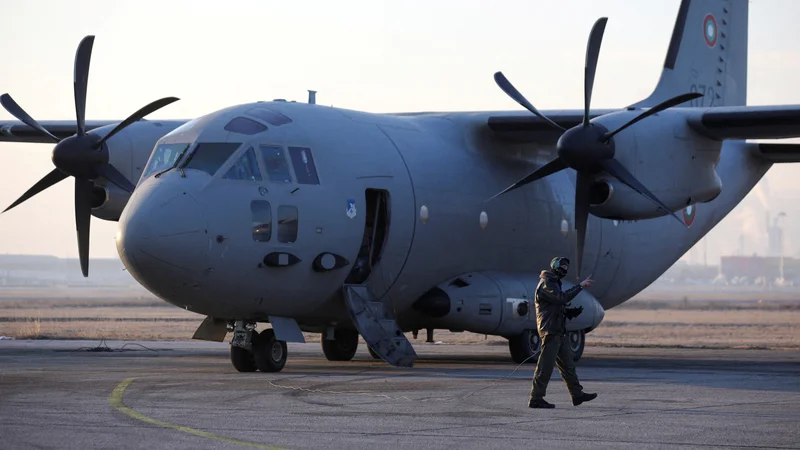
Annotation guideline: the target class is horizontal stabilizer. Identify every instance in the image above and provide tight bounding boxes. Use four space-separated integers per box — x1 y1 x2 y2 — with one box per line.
687 106 800 140
753 143 800 163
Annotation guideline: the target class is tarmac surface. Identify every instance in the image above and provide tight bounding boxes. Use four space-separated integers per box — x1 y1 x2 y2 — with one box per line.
0 340 798 449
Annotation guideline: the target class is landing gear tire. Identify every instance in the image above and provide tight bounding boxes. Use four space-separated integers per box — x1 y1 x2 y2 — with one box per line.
321 329 360 361
508 329 541 364
367 345 381 360
568 330 586 362
230 345 257 372
252 329 288 372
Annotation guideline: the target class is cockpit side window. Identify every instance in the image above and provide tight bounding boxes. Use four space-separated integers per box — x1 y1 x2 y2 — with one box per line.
141 143 190 182
277 205 298 243
182 142 242 176
258 146 292 183
223 147 262 181
251 200 272 242
288 147 320 185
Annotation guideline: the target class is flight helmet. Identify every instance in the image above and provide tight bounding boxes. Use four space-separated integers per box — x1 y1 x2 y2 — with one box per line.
550 256 570 278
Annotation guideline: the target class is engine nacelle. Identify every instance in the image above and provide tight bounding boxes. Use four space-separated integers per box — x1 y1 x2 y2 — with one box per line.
91 182 132 221
587 108 723 221
588 172 721 220
411 271 605 337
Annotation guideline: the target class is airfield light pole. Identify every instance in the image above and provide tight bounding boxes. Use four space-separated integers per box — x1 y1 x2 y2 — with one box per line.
703 237 708 267
778 212 786 281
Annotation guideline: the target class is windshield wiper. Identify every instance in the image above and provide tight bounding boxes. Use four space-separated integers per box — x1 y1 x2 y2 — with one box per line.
154 146 192 178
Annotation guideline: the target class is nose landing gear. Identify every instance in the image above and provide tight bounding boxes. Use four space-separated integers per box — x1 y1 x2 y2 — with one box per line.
229 320 288 373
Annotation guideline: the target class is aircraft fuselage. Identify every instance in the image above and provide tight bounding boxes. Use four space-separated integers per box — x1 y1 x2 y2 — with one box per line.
116 101 770 334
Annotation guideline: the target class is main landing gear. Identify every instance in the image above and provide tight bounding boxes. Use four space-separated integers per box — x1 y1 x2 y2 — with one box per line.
229 320 288 373
321 329 360 361
507 329 586 364
508 329 542 364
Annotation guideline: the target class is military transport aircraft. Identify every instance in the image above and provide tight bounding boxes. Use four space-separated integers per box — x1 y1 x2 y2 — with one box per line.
1 0 798 372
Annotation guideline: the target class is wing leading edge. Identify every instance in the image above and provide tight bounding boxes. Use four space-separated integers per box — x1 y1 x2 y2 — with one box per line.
686 105 800 140
487 109 618 143
488 105 800 143
0 120 121 143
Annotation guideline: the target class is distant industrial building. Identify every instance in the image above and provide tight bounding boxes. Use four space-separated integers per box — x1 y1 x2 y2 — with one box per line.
720 255 800 283
717 210 796 284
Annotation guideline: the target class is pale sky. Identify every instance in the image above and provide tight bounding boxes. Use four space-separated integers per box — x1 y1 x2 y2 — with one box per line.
1 0 799 263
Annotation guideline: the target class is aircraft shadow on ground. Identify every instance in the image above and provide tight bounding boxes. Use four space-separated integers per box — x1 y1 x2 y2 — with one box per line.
269 353 800 394
13 345 798 393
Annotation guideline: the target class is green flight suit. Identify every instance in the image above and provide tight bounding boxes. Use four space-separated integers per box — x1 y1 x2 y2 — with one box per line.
529 270 585 401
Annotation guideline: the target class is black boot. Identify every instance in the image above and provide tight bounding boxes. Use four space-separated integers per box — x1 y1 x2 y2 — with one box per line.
529 398 555 409
572 392 597 406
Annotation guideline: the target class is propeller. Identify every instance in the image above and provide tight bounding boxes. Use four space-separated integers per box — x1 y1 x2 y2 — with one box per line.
488 17 702 278
0 35 179 277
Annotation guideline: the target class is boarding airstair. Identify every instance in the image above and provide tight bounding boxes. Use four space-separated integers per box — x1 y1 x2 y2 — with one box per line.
343 284 417 367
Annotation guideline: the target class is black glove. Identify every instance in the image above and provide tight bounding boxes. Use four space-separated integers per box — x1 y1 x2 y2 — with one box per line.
565 306 583 319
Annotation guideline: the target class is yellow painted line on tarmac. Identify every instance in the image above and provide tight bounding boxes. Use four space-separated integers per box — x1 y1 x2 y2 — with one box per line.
110 377 285 450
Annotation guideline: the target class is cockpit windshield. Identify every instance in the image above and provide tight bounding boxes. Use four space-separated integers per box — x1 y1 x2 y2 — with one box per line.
223 147 262 181
141 143 191 182
180 142 242 176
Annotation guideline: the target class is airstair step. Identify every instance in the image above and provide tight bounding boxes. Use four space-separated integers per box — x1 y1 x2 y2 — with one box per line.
343 283 417 367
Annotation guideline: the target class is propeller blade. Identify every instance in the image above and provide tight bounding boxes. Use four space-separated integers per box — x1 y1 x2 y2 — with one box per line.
95 97 180 148
0 94 60 143
73 36 95 136
96 164 135 194
485 158 567 201
493 72 566 132
3 168 69 214
602 92 703 141
574 172 592 279
74 177 93 277
601 158 685 226
583 17 608 127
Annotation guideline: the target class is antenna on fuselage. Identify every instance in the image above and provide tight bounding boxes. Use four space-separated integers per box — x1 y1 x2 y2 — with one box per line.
308 90 317 105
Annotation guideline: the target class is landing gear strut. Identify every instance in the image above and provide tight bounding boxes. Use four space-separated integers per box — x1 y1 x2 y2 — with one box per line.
321 329 359 361
229 320 288 373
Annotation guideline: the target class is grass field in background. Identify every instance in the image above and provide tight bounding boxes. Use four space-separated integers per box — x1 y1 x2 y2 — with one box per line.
1 287 798 350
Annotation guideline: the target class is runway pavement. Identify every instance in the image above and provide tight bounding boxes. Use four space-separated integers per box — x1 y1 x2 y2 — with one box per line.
0 340 798 449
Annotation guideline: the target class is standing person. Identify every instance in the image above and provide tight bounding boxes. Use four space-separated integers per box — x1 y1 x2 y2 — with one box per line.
528 256 598 409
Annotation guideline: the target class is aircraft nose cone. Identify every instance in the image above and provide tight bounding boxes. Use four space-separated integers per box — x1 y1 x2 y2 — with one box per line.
117 190 209 293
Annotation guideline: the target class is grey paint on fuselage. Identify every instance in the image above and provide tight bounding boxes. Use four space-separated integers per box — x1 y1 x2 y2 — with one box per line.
116 99 770 332
25 0 769 339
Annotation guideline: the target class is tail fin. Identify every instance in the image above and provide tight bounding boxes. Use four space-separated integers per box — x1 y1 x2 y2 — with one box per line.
632 0 748 108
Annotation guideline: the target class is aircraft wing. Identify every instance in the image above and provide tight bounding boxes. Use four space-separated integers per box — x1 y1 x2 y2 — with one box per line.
487 109 620 143
686 105 800 140
0 120 122 143
753 143 800 163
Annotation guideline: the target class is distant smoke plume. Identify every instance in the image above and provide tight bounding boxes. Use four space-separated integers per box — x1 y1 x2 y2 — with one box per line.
753 177 770 211
733 206 765 255
737 178 771 256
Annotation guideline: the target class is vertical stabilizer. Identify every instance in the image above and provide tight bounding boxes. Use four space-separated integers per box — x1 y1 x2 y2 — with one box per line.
632 0 748 108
